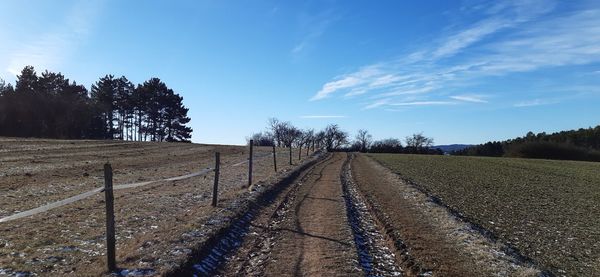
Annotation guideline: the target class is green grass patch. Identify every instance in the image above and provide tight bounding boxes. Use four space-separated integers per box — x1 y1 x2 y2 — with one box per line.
369 153 600 276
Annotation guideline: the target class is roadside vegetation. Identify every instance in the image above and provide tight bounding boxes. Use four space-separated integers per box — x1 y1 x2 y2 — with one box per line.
248 118 351 152
369 153 600 276
249 122 442 155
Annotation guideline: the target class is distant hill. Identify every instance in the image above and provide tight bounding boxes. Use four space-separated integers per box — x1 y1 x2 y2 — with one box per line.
433 144 472 153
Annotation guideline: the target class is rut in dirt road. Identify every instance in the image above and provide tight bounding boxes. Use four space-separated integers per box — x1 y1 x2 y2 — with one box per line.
341 153 403 276
183 152 406 276
219 152 404 276
258 153 360 276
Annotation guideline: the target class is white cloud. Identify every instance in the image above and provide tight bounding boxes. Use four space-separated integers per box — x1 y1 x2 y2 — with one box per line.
343 88 368 97
432 18 509 59
310 2 600 112
368 74 410 88
311 65 380 100
363 98 391 110
364 99 455 109
514 99 557 107
376 85 437 98
476 9 600 75
389 101 455 106
450 94 488 103
300 115 347 119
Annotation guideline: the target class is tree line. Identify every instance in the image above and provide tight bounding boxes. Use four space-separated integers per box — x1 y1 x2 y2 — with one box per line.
453 125 600 162
0 66 192 141
248 118 441 154
350 130 442 154
248 118 350 152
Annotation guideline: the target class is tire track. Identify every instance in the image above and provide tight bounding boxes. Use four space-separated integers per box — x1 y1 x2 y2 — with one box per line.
166 153 333 276
290 153 344 276
341 153 404 276
226 153 335 276
184 152 411 276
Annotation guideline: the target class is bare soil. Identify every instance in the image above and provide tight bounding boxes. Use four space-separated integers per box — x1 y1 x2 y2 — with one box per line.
369 153 600 276
261 152 359 276
351 153 541 276
1 141 553 276
217 152 361 276
176 152 546 277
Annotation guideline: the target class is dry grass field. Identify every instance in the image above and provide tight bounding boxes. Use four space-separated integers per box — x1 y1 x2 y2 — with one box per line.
0 138 309 276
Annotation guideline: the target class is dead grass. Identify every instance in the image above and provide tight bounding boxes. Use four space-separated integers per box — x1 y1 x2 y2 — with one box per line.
0 138 311 275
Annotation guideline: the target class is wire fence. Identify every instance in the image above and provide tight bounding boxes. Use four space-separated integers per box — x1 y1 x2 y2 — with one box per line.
0 149 283 223
0 141 317 273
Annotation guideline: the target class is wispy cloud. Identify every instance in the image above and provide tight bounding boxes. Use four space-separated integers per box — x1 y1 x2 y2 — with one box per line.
363 98 391 110
432 18 510 59
310 1 600 111
311 65 380 100
4 1 102 76
292 10 338 57
300 115 347 119
450 94 489 103
291 42 308 54
376 85 437 98
389 101 455 106
514 99 558 107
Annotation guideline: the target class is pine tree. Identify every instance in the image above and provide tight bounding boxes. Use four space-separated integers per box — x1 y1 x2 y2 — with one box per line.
91 75 117 139
1 66 193 141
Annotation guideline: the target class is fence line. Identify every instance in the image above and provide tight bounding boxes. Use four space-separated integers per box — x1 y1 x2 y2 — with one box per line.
0 149 291 223
0 187 104 223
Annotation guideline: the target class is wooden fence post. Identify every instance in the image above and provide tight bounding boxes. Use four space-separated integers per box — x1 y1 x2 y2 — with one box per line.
248 140 253 188
298 145 302 160
289 146 292 165
272 145 277 172
103 163 116 272
212 152 220 207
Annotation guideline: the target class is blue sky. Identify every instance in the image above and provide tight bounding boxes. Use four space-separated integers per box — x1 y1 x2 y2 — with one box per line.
1 0 599 145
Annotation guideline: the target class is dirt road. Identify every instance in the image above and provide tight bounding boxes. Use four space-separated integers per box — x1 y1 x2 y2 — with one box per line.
196 153 361 276
191 152 399 276
259 152 359 276
183 152 542 277
1 140 544 276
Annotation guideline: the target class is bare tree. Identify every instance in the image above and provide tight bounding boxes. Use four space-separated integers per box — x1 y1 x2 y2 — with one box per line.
247 132 274 146
303 129 314 154
314 130 326 150
354 129 373 152
370 138 403 153
405 132 434 153
280 124 302 148
267 118 283 147
323 124 348 151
